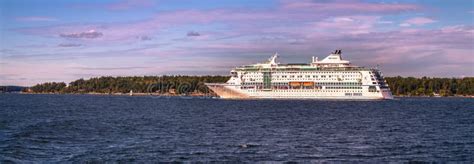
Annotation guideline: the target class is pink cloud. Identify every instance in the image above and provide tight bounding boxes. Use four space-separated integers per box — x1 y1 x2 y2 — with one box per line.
15 0 423 44
404 17 436 26
311 16 381 35
6 0 474 86
441 25 474 33
4 24 473 85
280 0 419 13
342 26 473 65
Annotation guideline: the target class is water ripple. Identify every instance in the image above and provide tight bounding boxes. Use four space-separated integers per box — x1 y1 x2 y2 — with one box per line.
0 94 473 162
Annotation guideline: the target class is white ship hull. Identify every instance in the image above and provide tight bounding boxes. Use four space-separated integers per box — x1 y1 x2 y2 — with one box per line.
206 83 393 100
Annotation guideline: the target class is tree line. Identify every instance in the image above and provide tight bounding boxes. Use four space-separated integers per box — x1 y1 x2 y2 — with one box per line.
25 76 473 96
27 76 228 95
385 76 473 96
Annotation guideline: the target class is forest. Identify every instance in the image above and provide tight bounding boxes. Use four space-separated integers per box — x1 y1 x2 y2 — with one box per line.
385 76 473 96
26 76 229 95
25 76 474 97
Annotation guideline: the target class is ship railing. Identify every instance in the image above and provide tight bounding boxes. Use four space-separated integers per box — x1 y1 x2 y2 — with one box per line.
234 67 372 72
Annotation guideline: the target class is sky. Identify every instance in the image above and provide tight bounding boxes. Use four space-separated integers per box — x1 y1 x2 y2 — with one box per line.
0 0 473 86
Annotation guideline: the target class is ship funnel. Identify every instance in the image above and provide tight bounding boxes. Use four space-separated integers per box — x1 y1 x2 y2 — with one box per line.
332 49 342 55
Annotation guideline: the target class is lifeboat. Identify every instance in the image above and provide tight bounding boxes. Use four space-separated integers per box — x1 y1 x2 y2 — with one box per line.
289 82 302 86
303 82 314 86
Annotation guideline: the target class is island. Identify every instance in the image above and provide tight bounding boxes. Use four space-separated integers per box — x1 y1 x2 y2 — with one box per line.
14 76 474 97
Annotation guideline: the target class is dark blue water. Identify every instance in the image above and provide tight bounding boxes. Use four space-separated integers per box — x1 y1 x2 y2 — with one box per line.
0 94 473 162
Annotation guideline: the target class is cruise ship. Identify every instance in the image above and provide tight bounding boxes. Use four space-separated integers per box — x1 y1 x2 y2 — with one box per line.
205 50 393 99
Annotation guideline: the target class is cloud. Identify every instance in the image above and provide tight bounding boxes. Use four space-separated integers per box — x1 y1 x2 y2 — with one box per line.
441 25 474 33
338 26 474 65
59 30 103 39
15 16 58 22
280 0 419 13
333 17 354 22
187 31 201 37
400 17 436 27
377 21 393 24
2 53 77 61
404 17 436 26
311 16 381 35
15 0 423 43
6 0 474 87
399 23 412 27
138 35 152 41
4 24 473 86
58 43 82 47
72 66 150 70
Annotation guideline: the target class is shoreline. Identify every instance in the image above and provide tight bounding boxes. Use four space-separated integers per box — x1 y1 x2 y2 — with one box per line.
16 92 216 97
11 92 474 98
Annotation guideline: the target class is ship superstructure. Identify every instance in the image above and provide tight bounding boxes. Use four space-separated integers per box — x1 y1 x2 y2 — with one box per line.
206 50 393 99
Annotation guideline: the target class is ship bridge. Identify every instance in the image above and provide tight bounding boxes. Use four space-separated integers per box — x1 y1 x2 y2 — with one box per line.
244 53 280 68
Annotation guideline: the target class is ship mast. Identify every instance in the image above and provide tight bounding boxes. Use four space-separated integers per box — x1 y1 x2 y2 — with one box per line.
267 52 278 65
